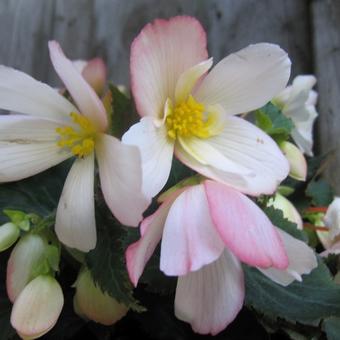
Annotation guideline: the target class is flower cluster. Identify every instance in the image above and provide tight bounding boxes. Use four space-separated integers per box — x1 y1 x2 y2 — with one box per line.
0 15 333 339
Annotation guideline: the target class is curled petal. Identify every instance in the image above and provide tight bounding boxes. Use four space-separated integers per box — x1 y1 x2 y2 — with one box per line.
259 228 317 286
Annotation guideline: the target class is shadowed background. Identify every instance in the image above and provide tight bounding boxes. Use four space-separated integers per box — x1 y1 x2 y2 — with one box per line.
0 0 339 191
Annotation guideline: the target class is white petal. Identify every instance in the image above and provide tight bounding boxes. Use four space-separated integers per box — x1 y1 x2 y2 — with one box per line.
96 134 150 226
0 116 71 182
0 66 76 123
131 16 208 118
324 197 340 240
177 115 289 196
175 250 244 335
48 41 108 131
55 154 96 252
259 228 317 286
122 117 174 199
195 43 291 114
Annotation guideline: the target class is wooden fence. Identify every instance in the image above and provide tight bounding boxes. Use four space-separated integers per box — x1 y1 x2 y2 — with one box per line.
0 0 339 192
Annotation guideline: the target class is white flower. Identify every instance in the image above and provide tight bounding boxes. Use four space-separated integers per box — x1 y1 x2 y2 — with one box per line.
274 75 318 156
0 41 149 252
123 16 291 200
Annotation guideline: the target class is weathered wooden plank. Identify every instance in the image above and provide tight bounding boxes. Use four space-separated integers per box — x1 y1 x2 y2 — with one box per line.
312 0 340 193
0 0 311 83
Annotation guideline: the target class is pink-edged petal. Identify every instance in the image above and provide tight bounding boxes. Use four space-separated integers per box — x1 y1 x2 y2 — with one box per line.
175 58 213 103
259 228 317 286
11 275 63 339
195 43 291 114
48 41 108 131
0 116 72 182
175 249 244 335
131 16 208 119
204 180 288 269
96 133 150 227
55 153 96 252
122 117 174 199
177 116 289 196
0 66 76 123
126 189 183 286
160 184 225 276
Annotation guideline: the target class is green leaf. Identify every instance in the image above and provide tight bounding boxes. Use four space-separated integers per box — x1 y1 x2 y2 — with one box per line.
323 317 340 340
0 287 15 340
261 206 307 242
245 260 340 324
109 84 138 138
306 179 334 206
0 160 72 224
255 102 294 143
85 201 143 311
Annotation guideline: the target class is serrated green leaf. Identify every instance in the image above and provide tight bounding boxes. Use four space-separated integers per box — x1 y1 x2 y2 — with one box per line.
262 206 307 242
109 84 137 138
255 102 294 143
306 179 334 206
323 317 340 340
245 260 340 324
85 201 143 311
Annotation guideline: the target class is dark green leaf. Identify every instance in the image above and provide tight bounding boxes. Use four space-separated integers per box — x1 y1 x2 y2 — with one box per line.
255 102 294 143
262 206 307 242
306 179 334 206
85 201 143 311
109 84 138 138
0 287 15 340
0 160 72 224
245 260 340 324
323 317 340 340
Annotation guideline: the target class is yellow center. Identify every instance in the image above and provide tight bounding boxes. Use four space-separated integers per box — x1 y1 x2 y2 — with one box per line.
56 112 96 158
166 95 216 140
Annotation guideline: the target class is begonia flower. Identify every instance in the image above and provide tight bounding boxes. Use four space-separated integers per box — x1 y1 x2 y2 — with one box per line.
274 75 318 156
123 16 291 199
126 180 317 334
0 41 149 252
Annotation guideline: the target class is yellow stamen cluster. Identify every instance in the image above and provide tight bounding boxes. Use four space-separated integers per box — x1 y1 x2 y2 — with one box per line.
166 95 214 140
56 112 96 158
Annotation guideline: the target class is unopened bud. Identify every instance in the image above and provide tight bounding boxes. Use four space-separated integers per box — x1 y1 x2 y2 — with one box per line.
74 268 129 325
0 222 19 251
280 141 307 181
82 58 107 95
7 234 48 302
11 275 63 339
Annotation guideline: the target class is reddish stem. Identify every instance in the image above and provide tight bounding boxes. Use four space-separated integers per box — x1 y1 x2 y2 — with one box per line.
303 223 329 232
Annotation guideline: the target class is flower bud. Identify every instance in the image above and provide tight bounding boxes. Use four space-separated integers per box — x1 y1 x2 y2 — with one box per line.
74 268 129 325
324 197 340 240
11 275 63 339
280 141 307 181
82 58 107 95
7 234 48 302
0 222 19 251
267 193 303 229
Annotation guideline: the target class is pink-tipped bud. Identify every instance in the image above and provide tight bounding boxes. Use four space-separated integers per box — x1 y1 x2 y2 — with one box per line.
267 193 303 229
73 268 129 325
82 58 107 95
7 234 48 302
280 141 307 181
0 222 19 252
11 275 64 339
